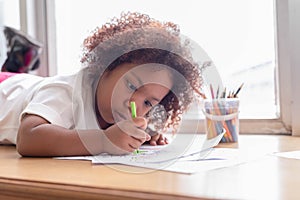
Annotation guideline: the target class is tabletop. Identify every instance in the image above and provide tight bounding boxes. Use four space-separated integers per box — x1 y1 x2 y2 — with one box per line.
1 134 300 200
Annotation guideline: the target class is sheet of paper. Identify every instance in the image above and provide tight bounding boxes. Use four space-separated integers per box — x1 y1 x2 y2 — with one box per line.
55 132 254 174
166 148 246 173
272 150 300 160
56 132 224 163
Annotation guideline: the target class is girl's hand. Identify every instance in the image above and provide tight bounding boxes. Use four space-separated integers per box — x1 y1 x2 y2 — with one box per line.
148 133 169 146
103 117 150 154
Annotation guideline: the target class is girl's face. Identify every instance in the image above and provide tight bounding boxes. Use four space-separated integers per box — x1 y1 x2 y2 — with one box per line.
96 63 173 128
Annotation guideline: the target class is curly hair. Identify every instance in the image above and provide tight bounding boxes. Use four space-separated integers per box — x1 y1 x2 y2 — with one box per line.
81 12 207 133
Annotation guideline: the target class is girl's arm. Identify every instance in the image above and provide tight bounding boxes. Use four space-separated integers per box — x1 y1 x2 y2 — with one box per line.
17 114 150 157
17 114 105 157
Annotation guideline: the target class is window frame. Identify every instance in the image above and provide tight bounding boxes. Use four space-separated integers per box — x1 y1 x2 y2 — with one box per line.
275 0 300 136
21 0 300 135
19 0 57 77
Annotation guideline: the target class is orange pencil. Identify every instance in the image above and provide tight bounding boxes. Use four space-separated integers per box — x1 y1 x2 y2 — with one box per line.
213 100 233 141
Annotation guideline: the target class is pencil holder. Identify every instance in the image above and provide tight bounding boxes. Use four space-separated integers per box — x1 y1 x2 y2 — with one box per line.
203 98 240 143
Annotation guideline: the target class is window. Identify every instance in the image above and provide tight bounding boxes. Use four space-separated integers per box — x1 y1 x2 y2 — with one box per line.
11 0 300 135
53 0 276 119
0 0 20 66
0 0 20 28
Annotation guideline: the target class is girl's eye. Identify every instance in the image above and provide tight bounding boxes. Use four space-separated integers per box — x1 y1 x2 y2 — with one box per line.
126 80 137 91
144 100 153 108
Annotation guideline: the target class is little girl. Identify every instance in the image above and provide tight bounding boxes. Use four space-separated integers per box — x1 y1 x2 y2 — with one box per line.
0 12 205 156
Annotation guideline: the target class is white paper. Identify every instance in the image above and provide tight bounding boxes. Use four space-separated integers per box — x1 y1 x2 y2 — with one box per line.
55 132 252 174
56 132 223 163
272 150 300 160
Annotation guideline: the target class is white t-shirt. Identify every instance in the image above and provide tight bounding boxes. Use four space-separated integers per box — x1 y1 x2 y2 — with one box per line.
0 68 100 144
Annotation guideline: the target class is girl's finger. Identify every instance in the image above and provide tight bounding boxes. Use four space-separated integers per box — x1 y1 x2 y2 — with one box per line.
131 128 151 143
118 120 150 141
149 134 160 146
149 133 168 146
132 117 148 130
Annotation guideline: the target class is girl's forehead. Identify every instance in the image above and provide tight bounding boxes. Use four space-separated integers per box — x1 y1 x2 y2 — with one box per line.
125 63 173 86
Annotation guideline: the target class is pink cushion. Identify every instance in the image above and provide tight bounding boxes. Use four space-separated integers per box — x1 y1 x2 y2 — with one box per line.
0 72 17 83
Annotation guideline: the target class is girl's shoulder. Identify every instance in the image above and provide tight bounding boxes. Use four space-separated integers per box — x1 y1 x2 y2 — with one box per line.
0 73 44 90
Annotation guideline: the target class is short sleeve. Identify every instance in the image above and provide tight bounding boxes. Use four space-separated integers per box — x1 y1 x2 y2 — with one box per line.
21 83 74 129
